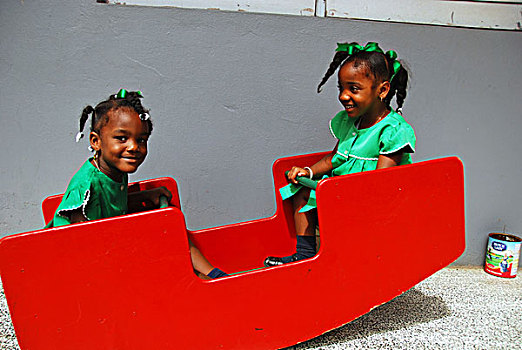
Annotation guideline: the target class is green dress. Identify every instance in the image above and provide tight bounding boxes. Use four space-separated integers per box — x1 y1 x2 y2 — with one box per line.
280 109 416 212
45 159 128 227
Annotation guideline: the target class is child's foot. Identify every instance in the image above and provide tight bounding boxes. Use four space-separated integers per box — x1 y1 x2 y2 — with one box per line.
263 254 298 267
264 236 317 267
207 267 228 279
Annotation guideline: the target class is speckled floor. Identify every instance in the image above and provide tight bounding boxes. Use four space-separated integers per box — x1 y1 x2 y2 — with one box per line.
1 267 521 350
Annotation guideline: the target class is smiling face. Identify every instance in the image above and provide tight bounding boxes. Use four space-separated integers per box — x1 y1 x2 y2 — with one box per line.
337 61 389 119
90 107 150 182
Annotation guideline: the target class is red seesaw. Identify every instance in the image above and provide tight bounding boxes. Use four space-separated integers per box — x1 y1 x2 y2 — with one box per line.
0 153 465 350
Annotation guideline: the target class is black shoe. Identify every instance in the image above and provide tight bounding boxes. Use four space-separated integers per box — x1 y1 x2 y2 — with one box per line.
263 254 297 267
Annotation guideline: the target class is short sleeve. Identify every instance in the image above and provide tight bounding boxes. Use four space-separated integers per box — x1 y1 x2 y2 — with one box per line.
379 122 416 155
329 111 349 140
53 183 98 226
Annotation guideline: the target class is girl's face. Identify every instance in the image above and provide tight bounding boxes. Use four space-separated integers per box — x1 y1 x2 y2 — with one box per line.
337 61 389 119
90 107 150 182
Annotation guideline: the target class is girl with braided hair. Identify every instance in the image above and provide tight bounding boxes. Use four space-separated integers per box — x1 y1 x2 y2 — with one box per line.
46 89 227 279
264 42 416 267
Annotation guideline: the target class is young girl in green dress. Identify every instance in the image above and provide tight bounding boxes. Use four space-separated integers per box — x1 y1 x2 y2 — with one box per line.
46 89 227 279
264 42 416 267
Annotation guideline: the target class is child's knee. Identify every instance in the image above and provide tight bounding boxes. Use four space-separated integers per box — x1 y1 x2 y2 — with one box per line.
292 188 312 211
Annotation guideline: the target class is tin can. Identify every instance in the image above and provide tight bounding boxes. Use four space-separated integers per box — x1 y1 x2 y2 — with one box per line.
484 233 521 278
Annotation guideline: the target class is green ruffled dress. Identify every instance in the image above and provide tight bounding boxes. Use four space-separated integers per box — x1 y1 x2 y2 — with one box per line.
45 159 128 227
280 109 416 212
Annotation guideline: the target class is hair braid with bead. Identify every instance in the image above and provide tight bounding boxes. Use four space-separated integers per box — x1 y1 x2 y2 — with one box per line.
317 50 351 93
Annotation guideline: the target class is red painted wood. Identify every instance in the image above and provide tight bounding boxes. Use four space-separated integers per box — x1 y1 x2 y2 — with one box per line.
189 151 329 272
0 155 465 350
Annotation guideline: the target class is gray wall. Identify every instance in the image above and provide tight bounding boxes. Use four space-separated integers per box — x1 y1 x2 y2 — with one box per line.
1 1 521 266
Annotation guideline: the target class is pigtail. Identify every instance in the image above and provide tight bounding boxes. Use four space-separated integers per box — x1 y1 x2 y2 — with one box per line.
76 105 94 142
124 91 153 133
380 50 408 114
126 91 148 117
389 65 408 113
317 50 350 93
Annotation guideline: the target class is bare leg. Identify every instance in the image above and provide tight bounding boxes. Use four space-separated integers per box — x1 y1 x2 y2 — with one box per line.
263 188 317 267
293 188 317 237
188 239 214 276
195 270 211 280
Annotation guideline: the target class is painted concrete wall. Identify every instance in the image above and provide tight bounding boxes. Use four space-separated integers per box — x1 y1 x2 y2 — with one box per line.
1 1 521 266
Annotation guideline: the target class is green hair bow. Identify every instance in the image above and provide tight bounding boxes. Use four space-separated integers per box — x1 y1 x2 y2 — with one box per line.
336 42 402 81
115 88 143 99
113 89 150 120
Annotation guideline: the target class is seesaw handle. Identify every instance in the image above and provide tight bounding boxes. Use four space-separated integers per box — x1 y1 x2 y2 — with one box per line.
285 171 318 190
159 195 169 209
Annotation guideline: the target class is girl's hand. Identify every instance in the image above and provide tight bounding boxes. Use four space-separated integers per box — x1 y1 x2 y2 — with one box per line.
286 166 311 184
286 147 336 185
128 186 173 212
144 186 173 207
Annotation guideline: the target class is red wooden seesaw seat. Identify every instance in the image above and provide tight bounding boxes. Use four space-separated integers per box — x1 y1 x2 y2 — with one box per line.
0 153 465 350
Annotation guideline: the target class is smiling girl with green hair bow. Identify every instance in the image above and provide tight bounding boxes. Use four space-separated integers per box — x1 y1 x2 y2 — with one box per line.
264 42 416 267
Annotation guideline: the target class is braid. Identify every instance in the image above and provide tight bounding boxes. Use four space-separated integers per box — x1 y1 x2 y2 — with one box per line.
79 105 94 134
317 50 350 93
123 91 153 133
90 100 114 133
126 91 148 116
383 54 396 108
392 66 408 112
383 63 408 113
75 105 95 142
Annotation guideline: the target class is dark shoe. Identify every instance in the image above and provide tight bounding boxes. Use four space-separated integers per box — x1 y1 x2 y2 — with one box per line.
263 254 297 267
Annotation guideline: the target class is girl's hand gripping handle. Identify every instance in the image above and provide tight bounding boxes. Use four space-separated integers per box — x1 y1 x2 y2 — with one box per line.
127 186 173 213
159 195 169 208
285 171 318 190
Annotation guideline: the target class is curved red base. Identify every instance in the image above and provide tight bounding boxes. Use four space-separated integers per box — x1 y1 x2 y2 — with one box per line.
0 154 465 350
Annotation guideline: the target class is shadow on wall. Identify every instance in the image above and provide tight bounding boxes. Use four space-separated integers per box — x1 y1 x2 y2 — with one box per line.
287 288 450 349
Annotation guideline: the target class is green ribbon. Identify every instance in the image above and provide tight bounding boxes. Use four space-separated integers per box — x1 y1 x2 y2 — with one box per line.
336 42 402 81
114 88 149 120
115 89 143 99
336 42 382 54
116 89 127 99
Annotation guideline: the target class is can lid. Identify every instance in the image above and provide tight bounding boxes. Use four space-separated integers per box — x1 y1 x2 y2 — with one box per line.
489 233 522 242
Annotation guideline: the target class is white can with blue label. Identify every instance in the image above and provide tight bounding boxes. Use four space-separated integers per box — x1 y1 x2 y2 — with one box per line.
485 233 521 278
